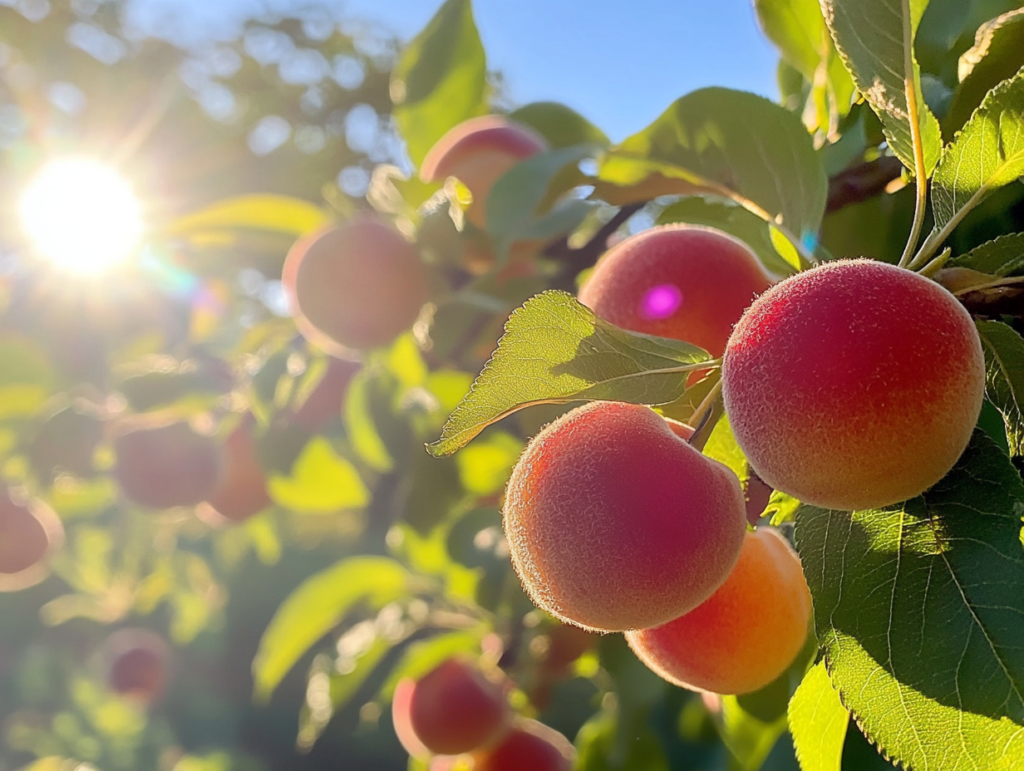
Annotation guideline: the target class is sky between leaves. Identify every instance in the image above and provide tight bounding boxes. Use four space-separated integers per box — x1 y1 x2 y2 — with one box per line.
128 0 781 143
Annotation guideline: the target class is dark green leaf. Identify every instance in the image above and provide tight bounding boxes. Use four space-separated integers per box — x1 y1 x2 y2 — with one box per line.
930 69 1024 238
947 9 1024 132
391 0 486 167
428 291 712 456
949 232 1024 276
821 0 942 176
977 320 1024 457
656 196 799 278
788 661 849 771
485 144 597 258
252 557 410 701
509 102 610 149
599 88 827 242
794 431 1024 771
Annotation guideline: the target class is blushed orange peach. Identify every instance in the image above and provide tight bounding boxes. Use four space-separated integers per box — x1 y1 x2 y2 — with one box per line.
626 527 811 695
473 720 574 771
503 401 746 632
282 216 428 352
722 259 985 510
420 116 548 228
203 416 271 523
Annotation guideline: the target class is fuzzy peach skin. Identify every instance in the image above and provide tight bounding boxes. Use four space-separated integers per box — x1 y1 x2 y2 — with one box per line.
503 401 747 632
578 225 773 358
722 259 985 511
113 422 224 510
420 115 548 228
626 527 811 695
406 660 509 756
472 719 574 771
282 216 428 352
203 416 271 523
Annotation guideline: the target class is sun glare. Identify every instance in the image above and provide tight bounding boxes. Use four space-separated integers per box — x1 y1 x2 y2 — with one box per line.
19 157 143 274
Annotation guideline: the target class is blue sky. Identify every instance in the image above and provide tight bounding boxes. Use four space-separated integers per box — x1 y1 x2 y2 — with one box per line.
129 0 781 143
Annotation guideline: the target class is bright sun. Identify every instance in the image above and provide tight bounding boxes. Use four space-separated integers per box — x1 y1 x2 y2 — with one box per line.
19 157 143 274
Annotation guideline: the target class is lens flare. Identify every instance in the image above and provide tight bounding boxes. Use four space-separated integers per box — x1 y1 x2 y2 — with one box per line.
19 157 142 274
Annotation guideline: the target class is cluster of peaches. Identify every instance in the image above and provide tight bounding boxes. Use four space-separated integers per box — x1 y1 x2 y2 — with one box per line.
278 114 987 742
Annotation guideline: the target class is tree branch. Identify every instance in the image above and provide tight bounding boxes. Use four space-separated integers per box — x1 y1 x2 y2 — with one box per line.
826 156 904 214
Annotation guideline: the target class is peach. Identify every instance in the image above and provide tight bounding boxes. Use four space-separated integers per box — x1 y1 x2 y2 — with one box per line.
503 401 746 632
392 678 430 759
722 259 985 511
578 225 773 358
626 527 811 695
420 116 548 228
0 491 62 582
103 628 169 704
202 416 271 523
282 216 428 352
406 659 508 756
113 421 224 510
291 356 361 431
473 720 574 771
539 623 594 675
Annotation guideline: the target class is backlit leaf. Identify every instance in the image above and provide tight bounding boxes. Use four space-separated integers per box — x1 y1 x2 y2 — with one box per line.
252 557 410 700
977 320 1024 456
267 437 370 513
428 291 712 456
166 194 330 239
947 8 1024 132
789 661 849 771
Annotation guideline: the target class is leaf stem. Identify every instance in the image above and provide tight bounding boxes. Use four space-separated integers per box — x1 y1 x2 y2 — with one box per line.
689 378 724 440
908 183 993 270
897 79 928 268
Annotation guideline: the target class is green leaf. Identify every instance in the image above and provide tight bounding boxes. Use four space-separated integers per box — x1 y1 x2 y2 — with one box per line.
252 557 410 701
820 0 943 176
789 662 850 771
930 69 1024 238
753 0 855 131
344 369 396 473
509 102 610 149
656 195 798 278
428 291 712 456
455 431 523 496
390 0 486 168
703 415 749 487
949 232 1024 276
718 695 789 771
947 8 1024 132
599 88 827 241
485 144 597 257
378 629 485 700
267 437 370 513
794 431 1024 771
766 490 802 526
0 336 55 421
977 320 1024 457
166 194 330 238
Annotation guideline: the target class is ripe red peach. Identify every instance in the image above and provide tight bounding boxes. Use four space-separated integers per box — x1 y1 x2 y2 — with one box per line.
420 116 548 228
504 401 746 632
722 259 985 511
202 416 271 523
392 678 430 759
113 421 224 510
626 527 811 695
282 216 428 352
405 659 509 756
472 720 574 771
579 225 773 358
103 628 169 704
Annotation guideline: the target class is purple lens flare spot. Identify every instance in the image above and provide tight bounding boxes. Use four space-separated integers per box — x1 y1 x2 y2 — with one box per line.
640 284 683 320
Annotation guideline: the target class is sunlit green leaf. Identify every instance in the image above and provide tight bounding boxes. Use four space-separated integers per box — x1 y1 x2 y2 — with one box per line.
949 232 1024 276
166 194 330 238
252 556 410 700
718 694 789 771
703 415 749 486
429 291 712 456
821 0 942 176
600 88 826 242
391 0 486 168
794 431 1024 771
789 661 849 771
930 69 1024 237
510 101 610 149
977 320 1024 457
0 337 55 421
947 9 1024 131
766 490 802 526
268 437 370 513
455 431 523 496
